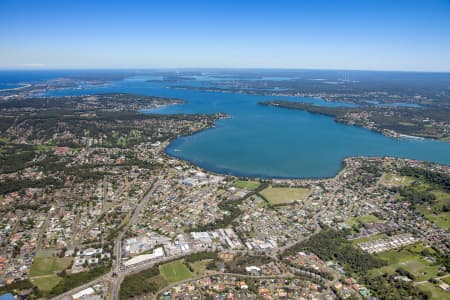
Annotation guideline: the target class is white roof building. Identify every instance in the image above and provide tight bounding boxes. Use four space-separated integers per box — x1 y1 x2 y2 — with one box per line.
124 247 165 267
72 287 95 300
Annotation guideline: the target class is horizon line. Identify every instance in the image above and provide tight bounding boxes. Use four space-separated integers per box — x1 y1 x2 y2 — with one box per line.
0 66 450 74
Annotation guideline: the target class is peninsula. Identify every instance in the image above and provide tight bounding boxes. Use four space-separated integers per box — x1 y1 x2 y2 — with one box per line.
260 100 450 141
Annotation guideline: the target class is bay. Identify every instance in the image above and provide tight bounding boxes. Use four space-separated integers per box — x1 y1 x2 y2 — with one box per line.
7 73 450 179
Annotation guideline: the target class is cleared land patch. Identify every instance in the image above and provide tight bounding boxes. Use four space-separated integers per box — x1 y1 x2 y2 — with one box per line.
369 243 442 282
368 242 449 299
29 255 72 292
259 186 310 205
379 173 413 187
415 190 450 231
346 214 380 227
416 282 449 300
30 275 62 292
189 259 213 275
29 256 72 277
159 260 193 283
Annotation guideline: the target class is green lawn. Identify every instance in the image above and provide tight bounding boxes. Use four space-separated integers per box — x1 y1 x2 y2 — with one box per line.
159 260 193 283
424 213 450 231
370 243 442 282
356 215 380 224
30 256 72 277
416 190 450 231
346 214 380 227
189 259 213 275
375 242 431 263
30 275 62 292
259 186 310 205
416 282 449 300
234 180 260 190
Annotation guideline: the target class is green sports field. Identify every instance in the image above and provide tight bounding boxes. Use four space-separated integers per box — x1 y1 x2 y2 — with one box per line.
29 254 72 292
159 260 193 283
259 186 310 205
29 256 72 277
30 275 62 292
234 180 260 190
346 214 380 227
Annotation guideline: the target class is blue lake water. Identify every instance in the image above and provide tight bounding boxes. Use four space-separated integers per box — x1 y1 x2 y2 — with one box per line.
0 83 23 90
4 74 450 178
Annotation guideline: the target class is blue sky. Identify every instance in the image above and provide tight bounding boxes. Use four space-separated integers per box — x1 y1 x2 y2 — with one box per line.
1 0 449 71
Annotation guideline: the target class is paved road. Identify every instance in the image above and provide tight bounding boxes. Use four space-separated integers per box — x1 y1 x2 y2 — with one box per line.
111 178 161 300
75 177 135 247
52 178 161 300
414 273 450 285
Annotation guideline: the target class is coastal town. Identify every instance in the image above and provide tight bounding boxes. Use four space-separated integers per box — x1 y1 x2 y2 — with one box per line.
260 100 450 141
2 0 450 296
0 91 449 300
0 91 450 299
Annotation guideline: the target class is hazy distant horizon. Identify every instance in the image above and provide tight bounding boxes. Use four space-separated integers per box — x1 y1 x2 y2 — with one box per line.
0 67 450 74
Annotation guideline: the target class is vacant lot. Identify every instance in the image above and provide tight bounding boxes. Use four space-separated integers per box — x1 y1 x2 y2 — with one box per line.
159 260 193 283
416 282 449 300
189 259 213 275
416 190 450 231
30 256 72 277
29 254 72 292
259 186 310 205
30 275 62 292
346 214 380 227
378 173 413 187
234 180 260 190
370 243 442 282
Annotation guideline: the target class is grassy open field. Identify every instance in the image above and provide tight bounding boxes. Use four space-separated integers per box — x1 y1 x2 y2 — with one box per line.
189 259 213 275
29 256 72 277
29 253 72 292
370 243 442 282
346 214 380 227
259 186 310 205
416 282 449 300
159 260 193 283
30 275 62 292
416 190 450 231
424 212 450 232
234 180 260 190
146 275 168 291
378 173 414 187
